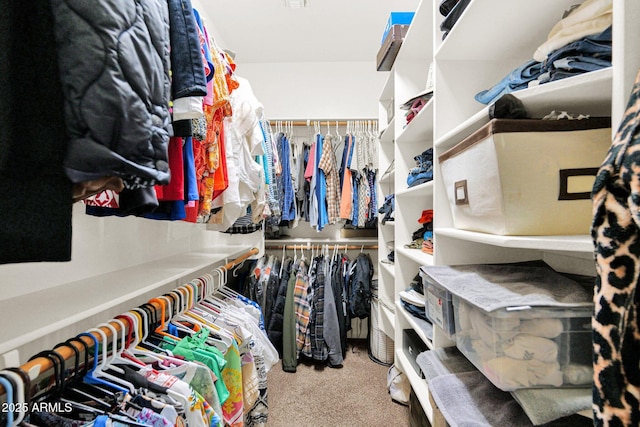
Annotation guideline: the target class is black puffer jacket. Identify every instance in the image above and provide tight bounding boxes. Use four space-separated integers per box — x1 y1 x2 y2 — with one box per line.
50 0 172 188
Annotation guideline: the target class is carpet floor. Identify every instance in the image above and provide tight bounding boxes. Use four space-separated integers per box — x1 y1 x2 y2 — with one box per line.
265 340 410 426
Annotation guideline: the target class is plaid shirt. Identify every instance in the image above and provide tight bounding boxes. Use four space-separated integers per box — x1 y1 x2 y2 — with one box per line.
294 261 311 355
318 134 341 224
310 257 329 361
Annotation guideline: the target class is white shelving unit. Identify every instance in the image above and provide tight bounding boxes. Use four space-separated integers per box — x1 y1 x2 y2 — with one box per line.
377 0 640 423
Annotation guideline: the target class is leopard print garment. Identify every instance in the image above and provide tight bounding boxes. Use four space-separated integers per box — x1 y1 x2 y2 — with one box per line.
591 69 640 426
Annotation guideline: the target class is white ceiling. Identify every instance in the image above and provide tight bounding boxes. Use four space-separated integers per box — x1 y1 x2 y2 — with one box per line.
200 0 420 64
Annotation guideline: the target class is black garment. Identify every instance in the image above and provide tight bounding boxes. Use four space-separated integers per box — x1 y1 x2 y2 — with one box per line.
263 257 282 337
440 0 472 39
332 255 350 358
51 0 172 188
0 0 72 264
347 253 374 320
267 257 293 357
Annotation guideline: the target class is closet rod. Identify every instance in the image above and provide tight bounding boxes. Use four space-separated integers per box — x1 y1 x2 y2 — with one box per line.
270 120 377 127
0 247 260 401
265 244 378 250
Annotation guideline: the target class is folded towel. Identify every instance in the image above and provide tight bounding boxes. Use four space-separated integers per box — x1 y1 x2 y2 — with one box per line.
503 334 559 363
511 387 591 425
484 357 563 390
428 371 534 427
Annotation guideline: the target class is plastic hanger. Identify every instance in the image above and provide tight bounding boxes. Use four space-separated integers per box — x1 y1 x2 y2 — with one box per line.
62 337 118 400
108 318 147 368
0 370 24 426
83 327 134 393
149 297 181 341
52 341 114 411
129 308 173 357
0 371 15 426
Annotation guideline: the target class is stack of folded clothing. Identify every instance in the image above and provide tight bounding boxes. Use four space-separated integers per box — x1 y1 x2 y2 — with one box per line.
403 97 429 127
475 0 612 105
407 148 433 188
400 274 428 321
405 209 434 254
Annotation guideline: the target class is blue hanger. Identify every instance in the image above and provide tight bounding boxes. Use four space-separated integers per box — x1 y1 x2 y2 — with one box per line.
0 376 14 427
76 333 129 394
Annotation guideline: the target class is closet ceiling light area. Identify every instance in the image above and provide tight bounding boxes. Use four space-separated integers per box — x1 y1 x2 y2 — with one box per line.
202 0 419 63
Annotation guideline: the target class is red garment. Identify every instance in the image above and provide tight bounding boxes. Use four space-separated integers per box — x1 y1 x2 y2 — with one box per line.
418 209 433 224
156 137 184 201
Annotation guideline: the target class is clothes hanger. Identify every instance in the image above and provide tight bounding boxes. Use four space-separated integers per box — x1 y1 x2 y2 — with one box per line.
28 349 106 419
62 337 119 401
0 370 24 426
107 318 147 368
83 327 134 393
28 350 65 398
0 374 14 427
124 311 185 367
51 341 115 412
129 308 173 357
148 297 181 341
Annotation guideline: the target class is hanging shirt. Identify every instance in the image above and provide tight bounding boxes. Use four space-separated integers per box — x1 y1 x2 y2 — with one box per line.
318 134 340 224
314 134 328 231
293 262 311 356
307 140 319 228
279 133 297 221
221 340 244 427
310 256 328 361
339 134 354 220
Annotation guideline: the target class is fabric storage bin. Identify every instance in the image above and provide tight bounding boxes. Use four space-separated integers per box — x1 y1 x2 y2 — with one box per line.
452 296 592 391
438 117 612 235
420 266 455 338
421 263 594 391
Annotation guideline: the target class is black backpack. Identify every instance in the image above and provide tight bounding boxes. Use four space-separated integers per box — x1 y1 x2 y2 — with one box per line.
347 253 374 319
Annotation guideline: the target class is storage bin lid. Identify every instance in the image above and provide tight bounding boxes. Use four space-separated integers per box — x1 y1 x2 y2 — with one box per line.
419 263 593 312
438 117 612 163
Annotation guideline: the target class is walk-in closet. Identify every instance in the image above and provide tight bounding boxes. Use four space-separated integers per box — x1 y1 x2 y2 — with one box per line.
1 0 638 426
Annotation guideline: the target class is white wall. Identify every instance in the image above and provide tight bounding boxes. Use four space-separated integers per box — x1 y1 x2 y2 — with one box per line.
235 61 387 120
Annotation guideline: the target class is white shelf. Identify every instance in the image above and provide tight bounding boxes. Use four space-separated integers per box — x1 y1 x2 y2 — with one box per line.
380 70 395 101
380 117 396 145
396 246 434 267
395 0 434 63
379 161 395 185
435 0 581 61
396 300 434 347
396 180 434 198
395 349 434 424
396 98 434 145
0 246 253 357
379 302 396 338
436 228 593 253
435 68 613 151
380 261 395 277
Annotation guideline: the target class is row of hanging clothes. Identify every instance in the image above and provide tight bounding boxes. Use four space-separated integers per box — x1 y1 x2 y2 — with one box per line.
263 120 380 238
227 246 375 373
0 264 278 427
